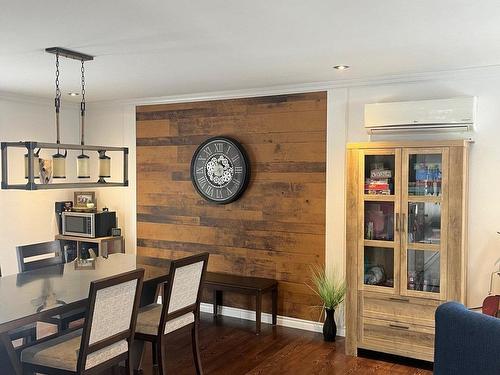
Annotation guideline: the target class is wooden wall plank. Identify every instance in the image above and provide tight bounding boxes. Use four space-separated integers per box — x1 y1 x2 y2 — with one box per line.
136 92 327 320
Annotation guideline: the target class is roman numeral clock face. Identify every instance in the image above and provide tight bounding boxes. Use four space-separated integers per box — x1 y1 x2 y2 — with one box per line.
190 137 250 204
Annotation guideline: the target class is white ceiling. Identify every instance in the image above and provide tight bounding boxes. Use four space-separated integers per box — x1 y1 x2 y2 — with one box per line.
2 1 500 101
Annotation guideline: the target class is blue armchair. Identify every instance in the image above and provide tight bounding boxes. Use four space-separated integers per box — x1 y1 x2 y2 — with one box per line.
434 301 500 375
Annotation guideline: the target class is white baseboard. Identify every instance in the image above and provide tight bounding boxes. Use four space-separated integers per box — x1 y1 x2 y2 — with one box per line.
200 302 346 337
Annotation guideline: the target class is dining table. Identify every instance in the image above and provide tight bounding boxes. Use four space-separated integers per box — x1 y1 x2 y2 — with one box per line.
0 253 171 374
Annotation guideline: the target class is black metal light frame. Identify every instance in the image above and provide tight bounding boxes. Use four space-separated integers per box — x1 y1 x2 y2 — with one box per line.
45 47 94 62
1 141 128 190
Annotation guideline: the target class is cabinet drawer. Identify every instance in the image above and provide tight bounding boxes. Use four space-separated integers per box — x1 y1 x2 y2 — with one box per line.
361 291 440 327
359 317 435 361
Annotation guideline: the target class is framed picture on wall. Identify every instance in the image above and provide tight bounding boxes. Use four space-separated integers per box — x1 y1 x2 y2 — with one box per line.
73 191 97 212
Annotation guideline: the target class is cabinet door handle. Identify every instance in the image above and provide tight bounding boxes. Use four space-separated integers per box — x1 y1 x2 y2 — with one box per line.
402 213 406 232
389 323 410 330
395 213 400 232
389 297 410 303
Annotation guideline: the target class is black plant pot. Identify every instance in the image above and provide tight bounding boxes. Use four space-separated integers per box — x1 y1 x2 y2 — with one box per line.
323 308 337 342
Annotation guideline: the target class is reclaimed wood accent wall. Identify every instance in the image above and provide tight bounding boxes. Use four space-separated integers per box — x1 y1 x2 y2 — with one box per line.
136 92 327 320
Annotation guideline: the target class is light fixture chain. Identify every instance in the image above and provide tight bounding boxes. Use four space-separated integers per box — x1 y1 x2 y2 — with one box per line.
55 52 61 145
81 59 85 109
80 59 86 146
55 53 60 101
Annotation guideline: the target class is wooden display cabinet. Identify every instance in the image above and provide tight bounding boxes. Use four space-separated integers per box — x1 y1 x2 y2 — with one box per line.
345 140 469 362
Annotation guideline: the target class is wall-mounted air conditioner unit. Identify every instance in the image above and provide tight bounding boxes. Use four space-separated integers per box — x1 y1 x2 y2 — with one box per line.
364 97 476 134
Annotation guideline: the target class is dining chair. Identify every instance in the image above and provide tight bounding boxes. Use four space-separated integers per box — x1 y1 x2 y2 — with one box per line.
135 252 209 375
20 268 144 375
16 240 65 273
16 240 86 330
0 266 37 345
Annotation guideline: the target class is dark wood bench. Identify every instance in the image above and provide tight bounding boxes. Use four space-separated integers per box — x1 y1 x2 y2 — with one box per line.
204 272 278 334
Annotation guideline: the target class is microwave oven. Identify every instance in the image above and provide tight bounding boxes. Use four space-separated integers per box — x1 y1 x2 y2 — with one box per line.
62 211 116 238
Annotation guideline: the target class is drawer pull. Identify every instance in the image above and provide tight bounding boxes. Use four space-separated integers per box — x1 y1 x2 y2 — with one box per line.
389 323 410 330
389 297 410 302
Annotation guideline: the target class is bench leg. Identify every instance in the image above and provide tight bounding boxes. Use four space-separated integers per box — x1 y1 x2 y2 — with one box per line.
256 292 262 335
272 286 278 326
213 290 222 317
213 290 217 317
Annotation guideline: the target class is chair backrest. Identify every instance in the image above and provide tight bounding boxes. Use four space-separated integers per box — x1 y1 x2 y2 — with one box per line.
16 240 63 272
159 253 209 335
76 268 144 372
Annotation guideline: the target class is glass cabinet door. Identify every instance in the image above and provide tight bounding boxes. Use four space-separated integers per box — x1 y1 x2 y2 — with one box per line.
407 153 443 197
401 148 448 300
363 246 396 289
360 149 401 294
406 249 441 293
363 152 397 196
407 202 441 245
364 201 395 241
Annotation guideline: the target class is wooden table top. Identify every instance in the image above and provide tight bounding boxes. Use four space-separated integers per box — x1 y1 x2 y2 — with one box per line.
0 254 171 333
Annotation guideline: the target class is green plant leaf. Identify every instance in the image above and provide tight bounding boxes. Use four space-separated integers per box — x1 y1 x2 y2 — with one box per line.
306 264 346 311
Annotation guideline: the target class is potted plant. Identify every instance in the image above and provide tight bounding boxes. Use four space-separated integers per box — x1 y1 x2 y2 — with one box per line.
307 265 346 342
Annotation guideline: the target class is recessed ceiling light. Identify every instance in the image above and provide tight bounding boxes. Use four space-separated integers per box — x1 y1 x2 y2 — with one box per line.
68 92 79 96
333 65 350 71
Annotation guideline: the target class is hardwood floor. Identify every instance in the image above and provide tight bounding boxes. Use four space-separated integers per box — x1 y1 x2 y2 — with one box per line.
136 313 433 375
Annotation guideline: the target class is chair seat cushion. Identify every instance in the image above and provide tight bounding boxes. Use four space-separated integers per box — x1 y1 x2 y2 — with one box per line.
136 304 194 336
21 329 128 371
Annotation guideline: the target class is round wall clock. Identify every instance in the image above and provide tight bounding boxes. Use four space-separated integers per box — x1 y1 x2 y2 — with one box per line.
190 136 250 204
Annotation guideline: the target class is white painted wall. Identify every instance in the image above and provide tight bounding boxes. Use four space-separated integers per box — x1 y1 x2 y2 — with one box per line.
85 103 137 254
325 88 348 332
0 95 79 275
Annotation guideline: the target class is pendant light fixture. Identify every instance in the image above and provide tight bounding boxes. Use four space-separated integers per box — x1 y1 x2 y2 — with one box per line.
1 47 129 190
77 59 90 178
98 150 111 183
52 51 67 179
24 148 40 179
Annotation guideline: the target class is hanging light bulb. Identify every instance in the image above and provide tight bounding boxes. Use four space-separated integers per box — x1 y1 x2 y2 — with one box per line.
77 152 90 178
98 150 111 183
52 150 67 178
77 59 90 179
24 149 40 179
52 52 66 179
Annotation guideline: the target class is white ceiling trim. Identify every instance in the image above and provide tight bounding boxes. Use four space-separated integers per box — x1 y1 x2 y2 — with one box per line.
104 64 500 107
4 64 500 108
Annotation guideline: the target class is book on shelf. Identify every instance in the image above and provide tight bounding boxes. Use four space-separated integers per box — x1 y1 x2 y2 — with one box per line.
365 180 391 195
370 169 392 179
